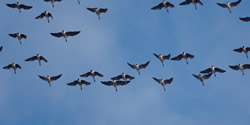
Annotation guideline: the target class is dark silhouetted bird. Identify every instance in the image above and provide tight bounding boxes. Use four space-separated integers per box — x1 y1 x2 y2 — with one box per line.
240 17 250 22
80 70 104 82
192 73 212 86
25 54 48 66
127 61 150 75
229 63 250 76
179 0 203 10
38 74 62 87
3 62 22 74
9 32 27 45
200 65 226 77
153 53 171 67
6 2 32 13
44 0 62 8
217 0 241 13
87 8 108 20
101 80 130 92
67 78 91 91
35 11 53 23
151 0 174 13
0 46 2 52
153 77 173 91
111 73 135 83
233 46 250 58
50 30 80 42
171 52 194 64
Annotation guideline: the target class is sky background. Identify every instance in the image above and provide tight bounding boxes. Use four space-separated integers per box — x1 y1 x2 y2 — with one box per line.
0 0 250 124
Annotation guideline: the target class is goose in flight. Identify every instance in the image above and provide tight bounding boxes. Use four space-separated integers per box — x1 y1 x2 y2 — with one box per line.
217 0 241 13
200 65 226 77
151 0 174 13
229 63 250 76
35 11 53 23
44 0 62 8
50 30 80 43
80 70 104 82
179 0 203 10
3 62 22 74
87 8 108 20
38 74 62 87
153 53 171 67
111 73 135 83
101 80 130 92
171 52 194 64
6 2 32 13
153 77 173 91
9 32 27 45
192 73 212 86
240 17 250 22
233 46 250 59
67 78 91 91
25 54 48 66
127 61 150 75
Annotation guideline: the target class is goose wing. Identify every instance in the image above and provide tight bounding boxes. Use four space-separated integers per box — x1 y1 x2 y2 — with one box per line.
116 81 130 85
101 81 113 86
217 3 227 8
3 64 12 69
6 3 17 8
67 80 78 86
153 77 161 84
99 8 108 13
192 74 199 80
151 3 164 10
239 17 250 22
19 4 32 10
166 2 175 8
229 65 240 70
139 61 150 69
233 47 243 53
9 33 17 38
171 54 183 60
243 64 250 69
125 75 135 80
164 78 173 84
38 75 48 81
66 31 80 36
40 56 48 62
25 56 37 61
230 0 241 7
179 0 192 5
95 71 104 77
51 74 62 81
35 12 45 19
80 72 91 77
200 68 212 74
215 68 226 73
163 54 171 60
127 62 136 69
111 75 122 81
186 53 194 59
203 73 212 79
50 32 63 37
87 8 96 12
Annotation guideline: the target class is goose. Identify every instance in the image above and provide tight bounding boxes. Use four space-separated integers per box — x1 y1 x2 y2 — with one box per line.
127 61 150 75
217 0 241 13
179 0 203 10
3 62 22 74
151 0 174 13
87 8 108 20
35 11 53 23
240 17 250 22
171 52 194 64
50 30 80 43
6 2 32 13
25 54 48 66
153 53 171 67
44 0 62 8
192 73 212 86
152 77 173 91
80 70 104 82
200 65 226 77
9 32 27 45
67 78 91 91
111 73 135 83
101 80 130 92
38 74 62 87
233 46 250 59
0 46 2 52
229 63 250 76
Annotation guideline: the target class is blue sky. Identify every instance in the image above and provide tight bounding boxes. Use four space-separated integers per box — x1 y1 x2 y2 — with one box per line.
0 0 250 124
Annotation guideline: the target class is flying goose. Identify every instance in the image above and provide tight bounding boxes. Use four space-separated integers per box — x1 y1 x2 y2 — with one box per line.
38 74 62 87
217 0 241 13
192 73 212 86
9 32 27 45
101 80 130 92
179 0 203 10
87 8 108 20
67 78 91 91
6 2 32 13
25 54 48 66
153 77 173 91
127 61 150 75
35 11 53 23
0 46 2 52
50 30 80 42
151 0 174 13
153 53 171 67
80 70 104 82
111 73 135 83
240 17 250 22
229 63 250 76
200 65 226 77
44 0 62 8
171 52 194 64
233 46 250 58
3 62 22 74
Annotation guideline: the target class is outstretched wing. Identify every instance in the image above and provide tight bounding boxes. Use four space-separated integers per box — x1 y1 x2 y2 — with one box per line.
80 72 91 77
95 72 104 77
35 12 45 19
186 53 194 59
82 80 91 85
233 47 243 53
3 64 12 69
25 56 37 61
243 64 250 69
99 8 108 13
164 78 173 84
50 32 63 37
179 0 192 5
9 33 17 38
203 73 212 79
111 75 122 81
19 4 32 10
163 54 171 60
101 81 113 86
40 56 48 62
229 65 239 70
171 54 183 61
200 68 212 74
151 3 164 10
38 75 48 81
20 34 27 39
0 46 3 52
51 74 62 81
166 2 175 8
87 8 96 12
153 53 160 59
116 81 130 85
230 0 241 7
192 74 199 80
6 3 17 8
126 75 135 80
153 77 161 84
127 62 136 69
217 3 227 8
215 68 226 73
66 31 80 36
239 17 250 22
15 64 22 69
67 80 78 86
139 61 150 69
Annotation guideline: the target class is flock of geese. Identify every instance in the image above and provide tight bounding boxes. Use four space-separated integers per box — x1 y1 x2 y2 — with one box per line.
1 0 250 92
